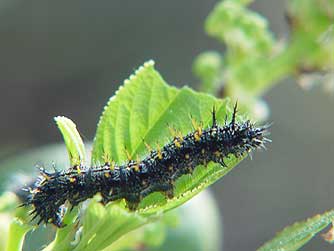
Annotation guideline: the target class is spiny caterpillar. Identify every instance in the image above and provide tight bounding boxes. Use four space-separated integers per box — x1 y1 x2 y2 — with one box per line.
22 103 270 227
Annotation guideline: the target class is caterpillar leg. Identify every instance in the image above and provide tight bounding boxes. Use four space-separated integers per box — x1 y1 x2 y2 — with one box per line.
100 188 125 205
140 182 175 200
160 182 174 199
171 164 194 180
125 194 141 210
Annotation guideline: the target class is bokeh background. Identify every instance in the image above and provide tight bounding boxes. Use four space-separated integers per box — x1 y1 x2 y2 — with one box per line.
0 0 333 250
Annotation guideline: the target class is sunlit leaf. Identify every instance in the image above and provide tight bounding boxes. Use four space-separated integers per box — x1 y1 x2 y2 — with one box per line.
55 116 86 166
258 210 334 251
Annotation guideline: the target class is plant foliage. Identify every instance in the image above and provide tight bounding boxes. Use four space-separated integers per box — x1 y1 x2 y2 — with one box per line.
0 0 333 250
37 61 246 251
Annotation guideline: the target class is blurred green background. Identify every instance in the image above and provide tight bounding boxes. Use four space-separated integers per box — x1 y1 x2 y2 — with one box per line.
0 0 333 250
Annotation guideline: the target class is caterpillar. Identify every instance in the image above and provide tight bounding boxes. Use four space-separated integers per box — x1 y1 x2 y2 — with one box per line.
22 103 270 227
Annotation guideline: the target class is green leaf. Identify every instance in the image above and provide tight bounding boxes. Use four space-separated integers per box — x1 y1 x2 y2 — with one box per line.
257 209 334 251
5 218 32 251
41 60 256 251
42 206 79 251
59 60 249 250
54 116 86 166
199 0 334 99
0 192 34 251
74 199 154 251
91 60 238 165
205 1 274 59
91 60 244 211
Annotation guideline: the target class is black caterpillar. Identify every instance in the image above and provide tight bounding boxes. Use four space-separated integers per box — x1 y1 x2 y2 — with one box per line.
22 103 270 227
